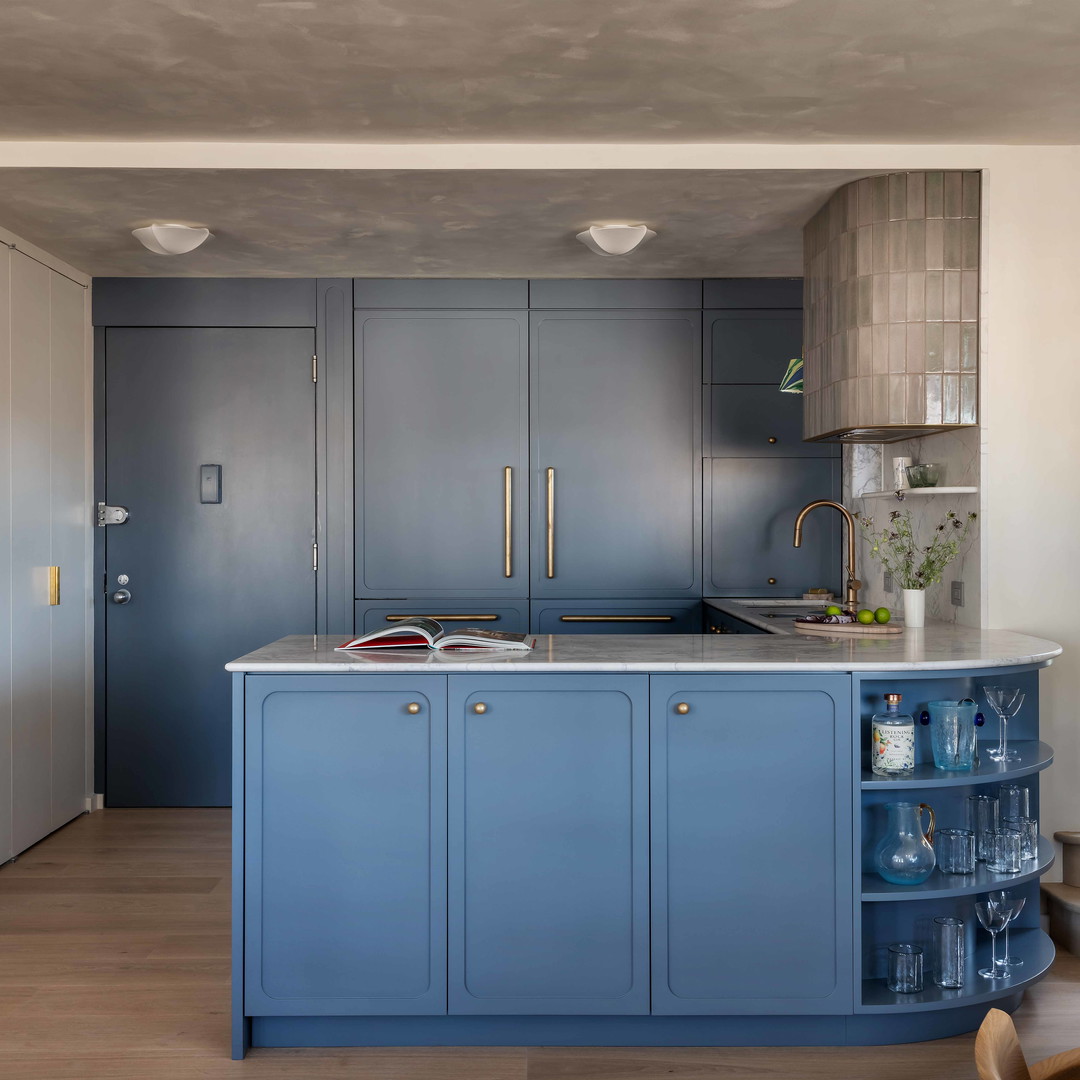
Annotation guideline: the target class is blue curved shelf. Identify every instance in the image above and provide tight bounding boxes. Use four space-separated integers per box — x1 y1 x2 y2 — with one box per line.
861 741 1054 789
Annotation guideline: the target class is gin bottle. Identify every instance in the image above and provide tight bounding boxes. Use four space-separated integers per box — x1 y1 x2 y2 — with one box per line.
871 693 915 776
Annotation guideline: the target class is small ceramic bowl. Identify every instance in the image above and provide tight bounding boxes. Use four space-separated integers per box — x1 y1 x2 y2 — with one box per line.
905 463 941 488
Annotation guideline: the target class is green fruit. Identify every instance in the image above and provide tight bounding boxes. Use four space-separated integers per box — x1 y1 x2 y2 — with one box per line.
857 609 875 624
874 607 891 624
825 604 843 616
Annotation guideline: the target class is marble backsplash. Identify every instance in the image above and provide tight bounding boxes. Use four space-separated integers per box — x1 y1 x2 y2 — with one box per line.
844 426 981 626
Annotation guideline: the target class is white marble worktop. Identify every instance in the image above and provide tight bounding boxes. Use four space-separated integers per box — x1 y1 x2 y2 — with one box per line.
226 627 1062 673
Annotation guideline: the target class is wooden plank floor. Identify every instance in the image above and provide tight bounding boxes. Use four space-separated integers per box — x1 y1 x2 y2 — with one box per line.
1 809 1077 1080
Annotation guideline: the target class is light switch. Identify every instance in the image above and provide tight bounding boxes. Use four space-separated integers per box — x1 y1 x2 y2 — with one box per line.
200 464 222 504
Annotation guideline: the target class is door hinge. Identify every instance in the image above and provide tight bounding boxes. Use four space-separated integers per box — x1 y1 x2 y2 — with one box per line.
312 542 318 572
312 354 318 383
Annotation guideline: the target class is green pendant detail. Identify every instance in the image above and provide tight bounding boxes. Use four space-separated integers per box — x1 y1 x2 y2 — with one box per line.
779 357 803 394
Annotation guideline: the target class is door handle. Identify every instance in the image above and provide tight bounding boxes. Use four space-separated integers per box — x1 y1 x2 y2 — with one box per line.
111 588 132 605
545 467 555 578
503 465 513 578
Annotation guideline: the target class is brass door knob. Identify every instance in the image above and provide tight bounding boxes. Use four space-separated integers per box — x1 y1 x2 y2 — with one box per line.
768 577 777 584
675 702 690 715
472 702 488 714
406 702 421 714
768 436 778 444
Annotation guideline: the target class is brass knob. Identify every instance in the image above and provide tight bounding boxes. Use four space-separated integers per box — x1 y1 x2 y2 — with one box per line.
472 702 488 714
675 702 690 715
406 702 421 714
768 436 778 444
768 577 777 584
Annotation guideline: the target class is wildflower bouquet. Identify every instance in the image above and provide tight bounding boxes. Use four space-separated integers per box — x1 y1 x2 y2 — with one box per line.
859 509 976 590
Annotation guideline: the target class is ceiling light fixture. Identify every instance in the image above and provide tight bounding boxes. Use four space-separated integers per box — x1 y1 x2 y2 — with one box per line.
132 223 212 255
575 224 656 257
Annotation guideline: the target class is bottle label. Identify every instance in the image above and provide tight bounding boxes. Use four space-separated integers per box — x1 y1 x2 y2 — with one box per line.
872 720 915 772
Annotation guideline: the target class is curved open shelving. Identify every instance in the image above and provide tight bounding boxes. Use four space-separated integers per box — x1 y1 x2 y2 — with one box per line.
861 741 1054 789
859 928 1054 1011
862 836 1055 901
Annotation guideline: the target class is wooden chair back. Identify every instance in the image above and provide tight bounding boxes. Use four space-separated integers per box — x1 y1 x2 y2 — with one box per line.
976 1009 1032 1080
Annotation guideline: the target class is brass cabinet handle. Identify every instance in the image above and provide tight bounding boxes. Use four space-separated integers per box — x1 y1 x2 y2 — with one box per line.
560 615 675 623
675 702 691 715
768 578 777 584
472 702 488 715
503 465 513 578
406 702 421 714
768 436 778 444
385 614 499 622
49 566 60 606
546 467 555 579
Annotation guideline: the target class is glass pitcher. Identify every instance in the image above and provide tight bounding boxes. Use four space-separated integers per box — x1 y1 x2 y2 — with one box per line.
875 801 937 885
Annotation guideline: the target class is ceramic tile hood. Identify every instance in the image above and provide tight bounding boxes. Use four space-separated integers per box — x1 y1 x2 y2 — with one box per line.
802 171 980 443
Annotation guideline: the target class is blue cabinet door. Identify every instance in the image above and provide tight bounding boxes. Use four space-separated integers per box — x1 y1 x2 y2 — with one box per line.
355 310 528 597
448 674 649 1014
531 598 702 634
530 310 701 597
709 386 837 458
651 674 853 1014
355 598 529 635
243 674 447 1015
706 309 803 384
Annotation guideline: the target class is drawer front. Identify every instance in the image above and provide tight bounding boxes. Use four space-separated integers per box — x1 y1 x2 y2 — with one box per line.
531 599 702 635
709 386 836 458
355 599 530 635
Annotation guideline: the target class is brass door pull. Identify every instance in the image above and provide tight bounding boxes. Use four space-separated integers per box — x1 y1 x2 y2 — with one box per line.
545 467 555 578
675 702 691 715
503 465 513 578
406 702 421 715
48 566 60 606
472 702 488 715
386 614 499 622
768 578 777 584
768 436 778 444
560 615 675 622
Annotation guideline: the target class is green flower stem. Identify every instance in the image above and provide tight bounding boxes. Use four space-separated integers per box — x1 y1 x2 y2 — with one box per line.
857 509 976 591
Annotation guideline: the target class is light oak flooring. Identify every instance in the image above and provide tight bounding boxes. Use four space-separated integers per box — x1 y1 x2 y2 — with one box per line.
1 808 1078 1080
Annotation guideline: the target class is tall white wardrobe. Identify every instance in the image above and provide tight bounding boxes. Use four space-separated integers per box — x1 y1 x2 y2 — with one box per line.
0 241 90 862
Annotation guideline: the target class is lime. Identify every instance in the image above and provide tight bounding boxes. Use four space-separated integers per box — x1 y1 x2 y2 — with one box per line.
825 604 843 616
856 609 875 624
874 607 891 624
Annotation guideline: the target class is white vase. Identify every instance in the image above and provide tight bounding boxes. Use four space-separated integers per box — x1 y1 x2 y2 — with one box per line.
902 588 926 628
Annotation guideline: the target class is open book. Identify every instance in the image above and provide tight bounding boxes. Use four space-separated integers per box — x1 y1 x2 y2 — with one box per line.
336 618 536 652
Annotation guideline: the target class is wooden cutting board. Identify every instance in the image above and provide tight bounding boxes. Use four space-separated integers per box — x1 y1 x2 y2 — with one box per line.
794 620 903 636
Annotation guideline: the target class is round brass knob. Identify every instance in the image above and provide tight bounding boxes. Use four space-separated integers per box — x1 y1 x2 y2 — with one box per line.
768 436 778 444
768 577 777 584
406 702 421 714
675 702 690 715
472 702 488 714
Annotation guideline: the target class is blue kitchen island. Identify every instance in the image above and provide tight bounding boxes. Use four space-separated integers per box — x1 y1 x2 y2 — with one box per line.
227 628 1062 1057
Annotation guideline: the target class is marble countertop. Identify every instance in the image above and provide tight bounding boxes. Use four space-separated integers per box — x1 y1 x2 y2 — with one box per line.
226 626 1062 673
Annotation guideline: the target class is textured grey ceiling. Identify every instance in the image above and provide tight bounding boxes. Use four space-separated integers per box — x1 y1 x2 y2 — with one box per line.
0 168 872 277
1 0 1079 143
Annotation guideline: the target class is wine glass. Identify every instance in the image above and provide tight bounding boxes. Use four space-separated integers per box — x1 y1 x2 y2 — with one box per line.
975 896 1016 978
983 687 1024 763
990 889 1026 969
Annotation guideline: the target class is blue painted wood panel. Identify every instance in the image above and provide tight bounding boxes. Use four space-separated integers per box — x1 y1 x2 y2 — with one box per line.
709 386 836 458
650 674 853 1014
243 674 447 1015
703 279 803 309
448 674 649 1014
529 279 702 309
353 279 528 308
530 598 701 634
355 598 529 635
530 310 701 597
707 310 804 384
354 310 529 597
705 457 841 596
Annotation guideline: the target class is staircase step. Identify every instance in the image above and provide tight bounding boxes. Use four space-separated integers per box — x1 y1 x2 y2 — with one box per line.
1042 881 1080 956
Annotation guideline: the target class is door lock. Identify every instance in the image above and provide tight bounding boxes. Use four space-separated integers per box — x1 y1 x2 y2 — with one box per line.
97 503 130 527
111 589 132 605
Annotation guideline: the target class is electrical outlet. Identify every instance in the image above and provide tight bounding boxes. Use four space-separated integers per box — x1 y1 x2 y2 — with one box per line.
883 571 894 592
951 580 964 607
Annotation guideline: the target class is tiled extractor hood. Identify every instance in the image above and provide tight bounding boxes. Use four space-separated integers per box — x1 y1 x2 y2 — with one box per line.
802 171 979 443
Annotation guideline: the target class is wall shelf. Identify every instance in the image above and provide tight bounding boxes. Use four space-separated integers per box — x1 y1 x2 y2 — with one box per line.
858 486 978 499
860 741 1054 789
862 836 1055 901
859 928 1054 1011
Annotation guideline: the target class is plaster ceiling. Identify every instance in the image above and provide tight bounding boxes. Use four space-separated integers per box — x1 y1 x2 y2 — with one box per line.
0 167 872 277
2 0 1080 144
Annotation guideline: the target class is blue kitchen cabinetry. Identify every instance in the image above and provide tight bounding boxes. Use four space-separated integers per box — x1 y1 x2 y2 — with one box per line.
530 309 701 598
242 674 447 1016
706 308 803 384
531 597 701 634
354 598 530 635
447 674 650 1014
354 308 529 598
708 385 836 458
650 674 853 1014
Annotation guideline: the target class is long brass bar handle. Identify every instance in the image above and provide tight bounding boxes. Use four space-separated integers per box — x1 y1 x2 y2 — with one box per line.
503 466 513 578
386 614 499 622
48 566 60 606
560 615 675 622
546 467 555 579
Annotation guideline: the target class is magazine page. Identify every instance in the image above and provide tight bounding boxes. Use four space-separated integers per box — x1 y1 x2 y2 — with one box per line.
433 628 535 651
336 618 444 650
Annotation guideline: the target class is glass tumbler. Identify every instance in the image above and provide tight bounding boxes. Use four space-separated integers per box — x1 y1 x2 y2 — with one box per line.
987 829 1022 873
888 944 924 993
967 794 1000 861
1004 817 1039 861
999 784 1031 823
936 827 976 874
933 916 965 989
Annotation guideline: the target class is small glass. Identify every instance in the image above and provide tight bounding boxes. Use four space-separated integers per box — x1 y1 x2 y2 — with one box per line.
1004 817 1039 861
998 784 1031 822
936 827 976 874
933 916 965 989
887 943 924 993
967 794 1000 861
986 829 1022 873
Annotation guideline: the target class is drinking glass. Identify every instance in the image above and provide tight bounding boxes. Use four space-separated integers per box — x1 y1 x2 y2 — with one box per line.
933 916 965 989
986 829 1022 873
1004 817 1039 861
936 827 976 874
990 890 1026 970
983 687 1025 763
998 783 1030 822
887 943 924 993
975 897 1016 978
967 793 1000 861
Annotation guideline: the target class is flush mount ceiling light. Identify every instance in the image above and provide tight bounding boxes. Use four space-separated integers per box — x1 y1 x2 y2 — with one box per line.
575 224 656 256
132 223 212 255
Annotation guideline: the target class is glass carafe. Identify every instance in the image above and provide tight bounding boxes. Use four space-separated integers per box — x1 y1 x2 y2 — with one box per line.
874 801 937 885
